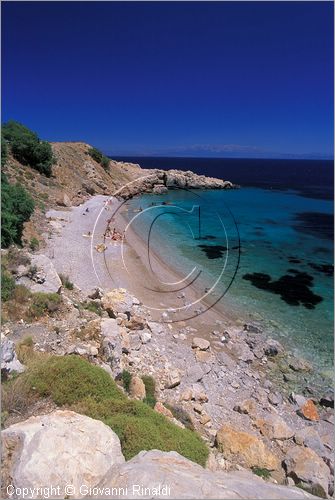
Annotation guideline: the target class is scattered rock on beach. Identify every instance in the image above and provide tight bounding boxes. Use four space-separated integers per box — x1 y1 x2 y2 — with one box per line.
283 445 330 497
165 368 181 389
288 357 313 373
216 424 279 470
192 337 210 350
297 400 320 422
255 414 294 441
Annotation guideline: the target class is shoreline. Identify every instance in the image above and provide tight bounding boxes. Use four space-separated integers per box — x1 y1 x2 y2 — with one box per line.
6 192 332 495
45 194 331 386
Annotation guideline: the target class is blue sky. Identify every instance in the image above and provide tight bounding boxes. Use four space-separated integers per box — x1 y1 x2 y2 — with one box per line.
2 1 334 158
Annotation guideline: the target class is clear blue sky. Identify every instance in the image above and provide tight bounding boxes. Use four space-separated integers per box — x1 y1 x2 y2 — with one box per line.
2 1 334 158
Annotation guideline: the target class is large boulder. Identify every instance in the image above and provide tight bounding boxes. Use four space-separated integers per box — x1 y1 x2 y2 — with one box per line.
18 254 62 294
88 450 317 499
216 424 279 470
1 410 125 499
256 414 294 441
284 446 330 498
101 289 140 317
1 337 25 374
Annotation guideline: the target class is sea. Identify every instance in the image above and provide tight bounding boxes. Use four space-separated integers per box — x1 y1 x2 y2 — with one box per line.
114 157 334 374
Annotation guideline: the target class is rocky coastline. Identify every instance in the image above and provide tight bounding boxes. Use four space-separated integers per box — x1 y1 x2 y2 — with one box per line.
114 168 236 200
1 144 333 499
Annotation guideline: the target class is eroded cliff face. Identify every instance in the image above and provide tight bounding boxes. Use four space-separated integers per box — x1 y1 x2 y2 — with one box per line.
3 141 235 209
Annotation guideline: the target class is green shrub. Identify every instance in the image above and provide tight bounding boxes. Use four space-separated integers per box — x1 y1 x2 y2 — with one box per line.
142 375 157 408
28 355 124 405
81 301 102 315
28 292 61 318
101 156 110 171
1 133 8 167
88 147 110 171
29 237 39 251
252 467 271 479
25 356 208 466
59 274 74 290
2 121 55 177
1 267 15 301
165 403 194 430
122 369 132 393
1 175 35 248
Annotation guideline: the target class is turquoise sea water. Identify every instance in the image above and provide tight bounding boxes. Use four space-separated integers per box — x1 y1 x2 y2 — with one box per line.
124 186 333 372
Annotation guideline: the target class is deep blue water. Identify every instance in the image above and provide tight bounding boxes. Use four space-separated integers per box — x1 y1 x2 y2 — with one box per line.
117 157 334 372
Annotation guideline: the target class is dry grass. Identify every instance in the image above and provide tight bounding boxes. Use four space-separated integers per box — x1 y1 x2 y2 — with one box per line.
2 376 37 417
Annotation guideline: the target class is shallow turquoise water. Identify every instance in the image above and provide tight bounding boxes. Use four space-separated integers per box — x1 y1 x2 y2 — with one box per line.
125 187 333 371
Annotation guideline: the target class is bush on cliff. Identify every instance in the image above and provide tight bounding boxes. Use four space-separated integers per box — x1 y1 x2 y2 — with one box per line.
2 121 54 177
23 355 208 466
1 132 8 167
88 146 110 171
1 174 35 248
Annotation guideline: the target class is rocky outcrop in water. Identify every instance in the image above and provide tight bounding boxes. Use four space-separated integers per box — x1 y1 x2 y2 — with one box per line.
117 169 235 200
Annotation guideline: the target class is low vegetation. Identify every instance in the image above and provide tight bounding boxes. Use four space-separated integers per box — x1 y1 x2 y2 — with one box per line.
80 301 103 316
2 121 55 177
59 274 74 290
3 356 209 465
88 147 110 171
165 403 194 431
141 375 157 408
1 267 16 302
29 237 39 252
122 369 132 393
252 467 271 479
2 278 62 322
1 174 35 248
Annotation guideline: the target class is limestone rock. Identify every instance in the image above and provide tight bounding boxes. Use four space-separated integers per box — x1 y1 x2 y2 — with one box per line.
294 427 327 456
1 337 25 374
216 424 279 470
129 376 146 400
195 350 213 363
165 368 181 389
297 400 320 422
233 399 257 417
284 445 330 497
192 337 210 350
263 339 284 357
186 364 204 383
152 184 168 194
256 415 294 441
101 288 140 316
288 357 313 373
19 254 62 294
154 402 174 419
90 450 317 499
139 329 152 344
216 351 235 370
1 410 124 499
